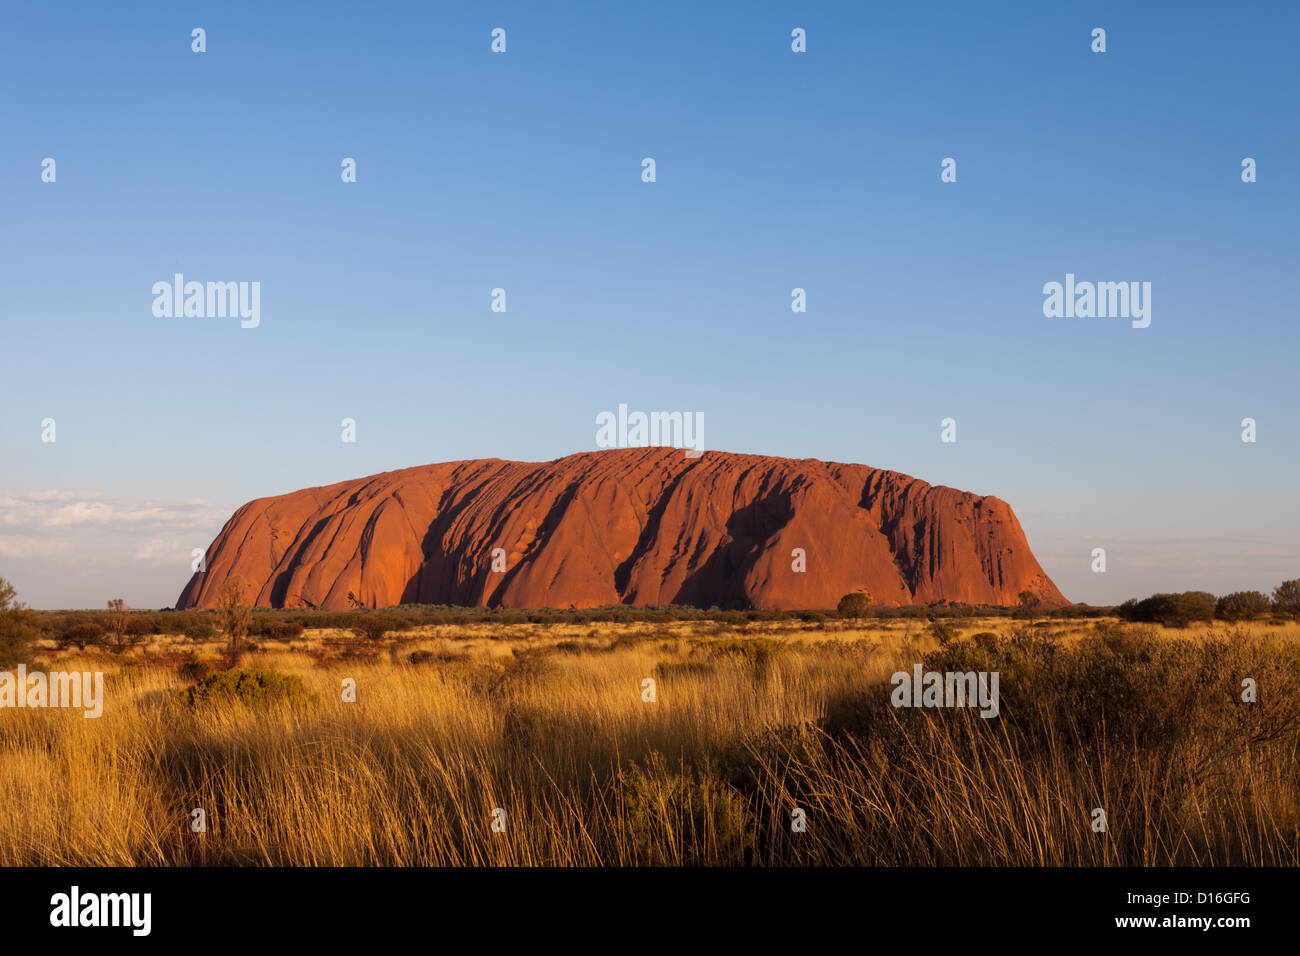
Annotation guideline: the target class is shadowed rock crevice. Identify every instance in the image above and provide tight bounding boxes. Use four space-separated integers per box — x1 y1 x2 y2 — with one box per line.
671 491 796 609
613 462 699 598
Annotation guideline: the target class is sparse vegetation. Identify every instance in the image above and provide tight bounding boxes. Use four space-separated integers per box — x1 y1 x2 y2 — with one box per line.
0 578 36 667
2 610 1298 866
183 616 217 642
101 598 146 653
216 577 253 667
928 619 960 646
351 614 391 644
1014 589 1041 620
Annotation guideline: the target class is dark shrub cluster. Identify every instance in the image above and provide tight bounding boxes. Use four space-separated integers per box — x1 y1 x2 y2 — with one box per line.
1117 591 1216 627
1215 591 1271 622
0 578 37 667
177 667 314 708
836 592 872 620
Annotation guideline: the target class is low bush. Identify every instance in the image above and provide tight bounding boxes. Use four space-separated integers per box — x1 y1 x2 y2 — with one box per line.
836 592 872 620
928 620 960 646
1215 591 1270 622
1119 591 1216 627
709 637 786 677
177 667 315 709
183 617 217 642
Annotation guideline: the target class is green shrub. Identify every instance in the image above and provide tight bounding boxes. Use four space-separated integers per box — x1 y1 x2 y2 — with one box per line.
1013 590 1041 619
59 620 104 651
177 667 314 708
125 617 153 639
836 592 872 620
1215 591 1270 622
1120 591 1216 627
183 617 217 642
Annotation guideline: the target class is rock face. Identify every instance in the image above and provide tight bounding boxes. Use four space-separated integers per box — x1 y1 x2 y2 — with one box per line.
176 448 1067 611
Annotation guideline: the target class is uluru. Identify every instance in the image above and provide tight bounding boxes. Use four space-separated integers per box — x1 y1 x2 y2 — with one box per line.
176 448 1067 611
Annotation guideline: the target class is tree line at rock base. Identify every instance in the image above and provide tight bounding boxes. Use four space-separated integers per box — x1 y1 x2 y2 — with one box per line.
4 576 1299 668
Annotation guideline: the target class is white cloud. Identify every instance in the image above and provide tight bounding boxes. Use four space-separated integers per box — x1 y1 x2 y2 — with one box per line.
0 491 233 607
0 491 227 534
132 538 191 567
0 535 78 559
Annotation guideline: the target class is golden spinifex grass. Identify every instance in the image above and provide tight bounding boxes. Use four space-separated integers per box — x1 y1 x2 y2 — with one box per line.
1 618 1297 866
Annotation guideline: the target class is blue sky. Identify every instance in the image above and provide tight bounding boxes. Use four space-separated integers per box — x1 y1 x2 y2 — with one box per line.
2 1 1297 609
